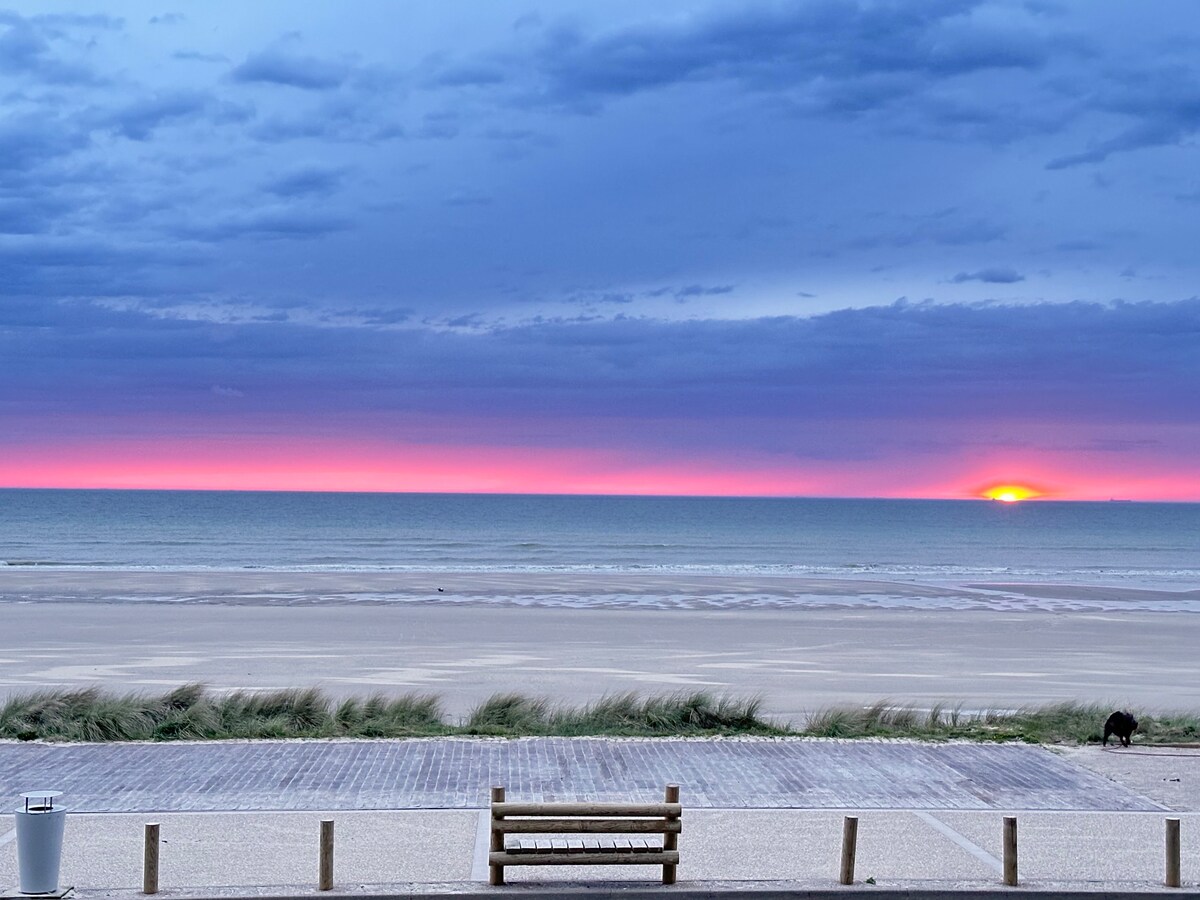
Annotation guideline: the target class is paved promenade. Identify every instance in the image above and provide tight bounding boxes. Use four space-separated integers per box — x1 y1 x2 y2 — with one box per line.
1 739 1197 896
0 738 1163 812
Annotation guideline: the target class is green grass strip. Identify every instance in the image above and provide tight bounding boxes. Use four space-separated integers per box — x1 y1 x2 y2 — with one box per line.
1 686 1197 744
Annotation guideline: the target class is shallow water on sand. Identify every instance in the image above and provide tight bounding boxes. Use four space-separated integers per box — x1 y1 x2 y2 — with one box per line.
2 568 1199 614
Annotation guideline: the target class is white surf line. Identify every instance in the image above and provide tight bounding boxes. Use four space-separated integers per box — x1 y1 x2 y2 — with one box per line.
0 828 16 847
914 811 1003 873
470 809 492 883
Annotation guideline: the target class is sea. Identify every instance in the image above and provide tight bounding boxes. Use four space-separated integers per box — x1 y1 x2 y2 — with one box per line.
1 489 1197 591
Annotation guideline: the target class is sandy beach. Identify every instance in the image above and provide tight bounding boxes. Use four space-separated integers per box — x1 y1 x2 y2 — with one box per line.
2 569 1198 720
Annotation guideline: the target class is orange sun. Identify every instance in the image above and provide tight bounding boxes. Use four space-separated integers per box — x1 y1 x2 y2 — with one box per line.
980 484 1041 502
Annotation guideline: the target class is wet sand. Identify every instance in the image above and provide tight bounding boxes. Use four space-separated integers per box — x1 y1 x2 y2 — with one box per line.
2 568 1197 609
0 568 976 605
2 570 1198 720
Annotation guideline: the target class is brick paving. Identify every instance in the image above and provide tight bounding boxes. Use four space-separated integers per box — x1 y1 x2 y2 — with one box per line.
0 738 1160 813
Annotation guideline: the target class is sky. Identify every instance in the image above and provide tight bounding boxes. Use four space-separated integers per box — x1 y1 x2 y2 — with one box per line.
1 0 1199 500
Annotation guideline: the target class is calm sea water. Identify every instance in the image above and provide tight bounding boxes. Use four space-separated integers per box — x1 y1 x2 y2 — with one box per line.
1 489 1198 587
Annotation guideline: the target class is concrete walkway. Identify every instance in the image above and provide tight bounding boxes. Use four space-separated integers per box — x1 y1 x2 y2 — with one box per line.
1 739 1197 896
0 738 1165 812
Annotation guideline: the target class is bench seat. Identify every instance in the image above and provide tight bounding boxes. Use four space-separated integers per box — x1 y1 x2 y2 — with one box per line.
505 837 666 853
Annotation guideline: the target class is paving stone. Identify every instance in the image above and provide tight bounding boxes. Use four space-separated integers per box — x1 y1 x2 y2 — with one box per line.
0 738 1160 813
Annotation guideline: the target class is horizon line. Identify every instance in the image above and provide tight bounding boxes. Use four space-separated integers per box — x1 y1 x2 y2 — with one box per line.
0 485 1188 503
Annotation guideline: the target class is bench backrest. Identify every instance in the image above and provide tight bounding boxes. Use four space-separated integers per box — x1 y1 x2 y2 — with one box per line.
490 799 683 836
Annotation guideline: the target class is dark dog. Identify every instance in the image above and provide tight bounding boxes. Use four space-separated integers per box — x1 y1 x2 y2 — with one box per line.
1103 710 1138 747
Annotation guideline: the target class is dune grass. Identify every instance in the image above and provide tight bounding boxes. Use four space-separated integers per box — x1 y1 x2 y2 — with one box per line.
2 686 1197 744
803 700 1200 744
0 684 452 742
464 690 777 736
0 685 779 742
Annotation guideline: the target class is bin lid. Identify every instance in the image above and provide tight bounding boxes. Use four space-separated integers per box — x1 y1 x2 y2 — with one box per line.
20 790 63 811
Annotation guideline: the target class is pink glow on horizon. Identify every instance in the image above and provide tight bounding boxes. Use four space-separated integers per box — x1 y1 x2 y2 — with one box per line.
1 435 1199 501
0 437 820 497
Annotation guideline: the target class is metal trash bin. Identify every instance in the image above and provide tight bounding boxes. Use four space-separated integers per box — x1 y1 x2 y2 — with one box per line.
15 791 67 894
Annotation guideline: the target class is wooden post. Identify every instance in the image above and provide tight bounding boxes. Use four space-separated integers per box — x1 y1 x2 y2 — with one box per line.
662 784 680 885
319 819 334 890
1002 816 1018 886
840 815 859 885
1166 818 1181 888
489 786 505 886
142 823 160 895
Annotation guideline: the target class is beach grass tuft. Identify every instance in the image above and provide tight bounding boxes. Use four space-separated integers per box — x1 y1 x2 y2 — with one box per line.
554 691 779 736
467 693 554 734
3 687 1199 744
333 693 445 737
458 690 777 736
806 701 931 738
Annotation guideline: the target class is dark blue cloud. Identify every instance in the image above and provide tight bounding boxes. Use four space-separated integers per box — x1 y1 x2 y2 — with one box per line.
1047 63 1200 168
4 297 1196 432
0 10 118 84
851 211 1007 249
101 91 219 140
30 12 122 29
951 268 1024 284
340 307 414 326
263 165 347 197
231 49 350 90
0 237 208 298
1054 239 1103 253
675 284 734 298
172 49 229 63
173 209 351 242
1047 119 1190 170
0 116 89 174
0 196 72 234
247 95 405 143
564 290 634 305
429 0 1058 122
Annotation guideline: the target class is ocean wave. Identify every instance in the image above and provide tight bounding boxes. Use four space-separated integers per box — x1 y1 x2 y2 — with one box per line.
10 590 1200 614
3 559 122 567
4 559 1198 589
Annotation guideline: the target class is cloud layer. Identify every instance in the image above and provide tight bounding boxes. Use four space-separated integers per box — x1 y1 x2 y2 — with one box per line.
2 1 1199 497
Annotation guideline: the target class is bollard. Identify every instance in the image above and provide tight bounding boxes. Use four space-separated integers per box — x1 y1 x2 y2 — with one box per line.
15 791 68 895
143 822 160 894
839 815 859 885
662 784 680 886
319 819 334 890
489 787 505 886
1002 816 1018 886
1166 817 1181 888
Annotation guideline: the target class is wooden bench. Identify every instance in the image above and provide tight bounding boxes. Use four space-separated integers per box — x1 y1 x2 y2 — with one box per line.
488 784 681 885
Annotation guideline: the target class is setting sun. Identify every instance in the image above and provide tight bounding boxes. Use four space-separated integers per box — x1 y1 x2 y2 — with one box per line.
980 484 1041 502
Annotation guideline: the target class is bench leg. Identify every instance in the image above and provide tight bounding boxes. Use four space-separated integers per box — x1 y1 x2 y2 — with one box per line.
663 783 679 884
490 786 506 885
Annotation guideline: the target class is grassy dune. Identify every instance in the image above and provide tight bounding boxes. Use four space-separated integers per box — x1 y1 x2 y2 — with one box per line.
0 685 775 742
2 686 1197 743
805 700 1200 744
